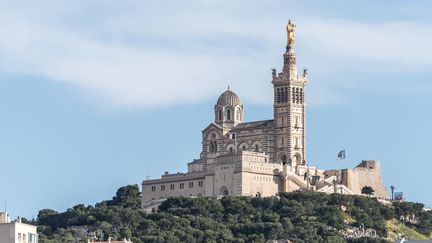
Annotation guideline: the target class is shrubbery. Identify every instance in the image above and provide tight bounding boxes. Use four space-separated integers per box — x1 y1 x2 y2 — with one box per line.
36 185 431 243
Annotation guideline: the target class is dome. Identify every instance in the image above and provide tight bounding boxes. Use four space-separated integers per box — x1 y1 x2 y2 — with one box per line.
216 87 242 107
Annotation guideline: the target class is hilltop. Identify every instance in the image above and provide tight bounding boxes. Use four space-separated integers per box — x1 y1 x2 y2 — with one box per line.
35 185 432 243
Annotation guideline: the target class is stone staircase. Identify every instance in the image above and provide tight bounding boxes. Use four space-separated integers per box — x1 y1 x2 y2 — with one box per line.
285 171 308 189
142 198 167 212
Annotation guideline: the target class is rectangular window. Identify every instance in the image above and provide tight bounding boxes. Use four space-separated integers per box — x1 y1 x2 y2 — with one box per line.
170 184 175 190
189 182 193 188
161 185 165 191
18 233 21 242
198 181 203 187
23 234 26 243
180 183 184 189
151 186 156 192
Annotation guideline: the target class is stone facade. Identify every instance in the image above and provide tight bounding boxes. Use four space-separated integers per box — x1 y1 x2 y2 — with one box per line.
342 161 389 199
141 21 389 209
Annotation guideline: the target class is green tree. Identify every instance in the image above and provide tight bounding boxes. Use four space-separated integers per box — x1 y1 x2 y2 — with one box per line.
361 186 375 196
109 184 141 208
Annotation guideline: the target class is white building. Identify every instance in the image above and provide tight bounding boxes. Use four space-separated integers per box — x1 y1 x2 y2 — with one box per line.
0 212 38 243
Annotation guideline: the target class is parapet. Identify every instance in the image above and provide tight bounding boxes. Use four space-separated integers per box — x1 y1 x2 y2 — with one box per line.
355 160 381 170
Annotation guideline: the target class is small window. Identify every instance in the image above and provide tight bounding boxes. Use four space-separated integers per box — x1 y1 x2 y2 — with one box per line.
227 109 231 121
161 185 165 191
170 184 175 190
151 186 156 192
255 144 259 152
198 181 203 187
218 109 222 120
28 234 35 243
180 183 184 189
189 182 194 188
18 233 21 241
242 145 246 151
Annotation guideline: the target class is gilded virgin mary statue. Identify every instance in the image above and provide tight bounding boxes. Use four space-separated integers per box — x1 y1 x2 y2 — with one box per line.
286 20 296 47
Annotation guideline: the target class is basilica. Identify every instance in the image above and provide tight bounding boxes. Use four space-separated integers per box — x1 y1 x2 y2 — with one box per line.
141 21 388 210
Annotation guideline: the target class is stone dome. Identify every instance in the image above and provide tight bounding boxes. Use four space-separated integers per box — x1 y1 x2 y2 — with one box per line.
216 87 242 107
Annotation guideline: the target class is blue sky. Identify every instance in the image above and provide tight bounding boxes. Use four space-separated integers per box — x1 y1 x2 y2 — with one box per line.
1 0 432 218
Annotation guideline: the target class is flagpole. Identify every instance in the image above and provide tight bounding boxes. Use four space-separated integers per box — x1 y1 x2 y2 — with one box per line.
345 150 348 170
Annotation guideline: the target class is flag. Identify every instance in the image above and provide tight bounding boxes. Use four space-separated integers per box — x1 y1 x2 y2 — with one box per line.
226 132 236 140
337 149 346 160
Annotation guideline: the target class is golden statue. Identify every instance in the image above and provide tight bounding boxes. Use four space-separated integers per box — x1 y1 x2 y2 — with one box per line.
286 20 296 47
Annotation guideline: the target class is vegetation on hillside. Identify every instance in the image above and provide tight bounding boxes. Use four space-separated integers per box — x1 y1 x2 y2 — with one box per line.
35 185 432 243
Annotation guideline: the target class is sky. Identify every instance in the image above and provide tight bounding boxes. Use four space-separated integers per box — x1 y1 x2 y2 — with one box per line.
0 0 432 218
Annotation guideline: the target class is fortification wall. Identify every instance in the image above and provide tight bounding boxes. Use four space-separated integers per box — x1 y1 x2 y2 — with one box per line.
343 160 389 199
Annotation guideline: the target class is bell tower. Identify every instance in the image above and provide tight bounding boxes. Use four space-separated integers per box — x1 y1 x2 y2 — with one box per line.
272 20 308 167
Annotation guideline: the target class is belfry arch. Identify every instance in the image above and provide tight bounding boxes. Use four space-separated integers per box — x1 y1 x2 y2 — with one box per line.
280 154 288 165
293 153 302 166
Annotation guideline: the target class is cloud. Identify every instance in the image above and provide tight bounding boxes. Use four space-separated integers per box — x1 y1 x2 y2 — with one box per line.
0 1 431 108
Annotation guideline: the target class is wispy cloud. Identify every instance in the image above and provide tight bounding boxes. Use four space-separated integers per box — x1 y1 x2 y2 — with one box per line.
0 1 431 108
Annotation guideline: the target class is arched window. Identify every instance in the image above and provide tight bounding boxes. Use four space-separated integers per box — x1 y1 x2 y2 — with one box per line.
227 109 231 121
208 133 218 153
280 88 285 103
277 88 281 103
219 186 229 196
218 109 222 121
292 87 296 103
300 88 304 103
226 144 236 153
242 145 246 151
293 153 302 165
252 141 261 152
280 154 287 165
